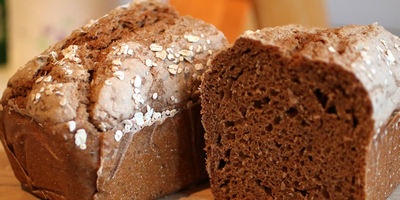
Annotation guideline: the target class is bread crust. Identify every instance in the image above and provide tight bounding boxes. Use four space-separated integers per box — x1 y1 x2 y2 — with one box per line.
0 1 227 199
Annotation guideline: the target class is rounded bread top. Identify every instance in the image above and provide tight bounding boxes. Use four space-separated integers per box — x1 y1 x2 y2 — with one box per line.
1 0 227 134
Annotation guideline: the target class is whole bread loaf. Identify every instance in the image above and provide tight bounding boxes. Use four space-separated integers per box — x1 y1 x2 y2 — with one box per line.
0 1 227 199
201 24 400 199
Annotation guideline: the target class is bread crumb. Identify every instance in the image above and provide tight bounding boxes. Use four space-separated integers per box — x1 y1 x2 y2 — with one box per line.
49 51 58 61
206 58 212 67
34 93 41 104
194 63 203 71
134 88 140 94
132 93 145 105
122 120 133 133
177 67 183 74
133 76 142 88
105 79 112 86
152 112 162 121
115 130 124 142
65 69 73 75
112 58 122 66
168 64 179 75
99 122 107 132
203 44 208 51
120 44 129 55
68 121 76 132
196 45 203 53
74 129 87 150
134 112 145 126
43 75 52 83
156 50 167 60
163 109 177 117
113 71 125 80
179 49 194 57
111 66 119 72
145 59 153 67
152 93 158 100
149 43 163 52
55 90 64 96
167 53 175 61
62 45 81 63
127 49 134 56
59 98 67 106
171 96 179 103
184 34 200 43
144 105 154 122
35 76 44 83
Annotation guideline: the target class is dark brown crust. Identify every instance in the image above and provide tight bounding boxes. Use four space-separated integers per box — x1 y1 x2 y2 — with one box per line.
0 104 206 200
94 104 206 200
366 111 400 199
0 107 98 199
201 25 400 199
0 1 227 200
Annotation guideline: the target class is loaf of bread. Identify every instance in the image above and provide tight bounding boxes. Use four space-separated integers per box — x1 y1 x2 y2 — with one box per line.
201 24 400 199
0 1 227 199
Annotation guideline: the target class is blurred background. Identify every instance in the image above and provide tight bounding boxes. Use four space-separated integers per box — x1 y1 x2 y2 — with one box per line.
0 0 399 94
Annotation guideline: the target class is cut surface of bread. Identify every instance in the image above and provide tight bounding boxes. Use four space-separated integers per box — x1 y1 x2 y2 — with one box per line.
201 24 400 199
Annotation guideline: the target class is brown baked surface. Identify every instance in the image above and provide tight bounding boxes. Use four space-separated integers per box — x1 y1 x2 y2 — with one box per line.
201 24 400 199
0 1 227 199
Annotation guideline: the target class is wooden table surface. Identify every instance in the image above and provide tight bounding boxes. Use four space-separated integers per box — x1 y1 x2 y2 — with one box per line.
1 144 400 200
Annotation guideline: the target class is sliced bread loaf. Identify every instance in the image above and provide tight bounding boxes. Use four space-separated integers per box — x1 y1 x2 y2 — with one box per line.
201 24 400 199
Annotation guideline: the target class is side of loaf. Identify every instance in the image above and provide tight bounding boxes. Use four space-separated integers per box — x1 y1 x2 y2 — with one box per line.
201 24 400 199
0 1 227 199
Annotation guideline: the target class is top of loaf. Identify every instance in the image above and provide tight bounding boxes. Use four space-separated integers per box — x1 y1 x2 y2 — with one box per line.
241 24 400 132
0 0 227 148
